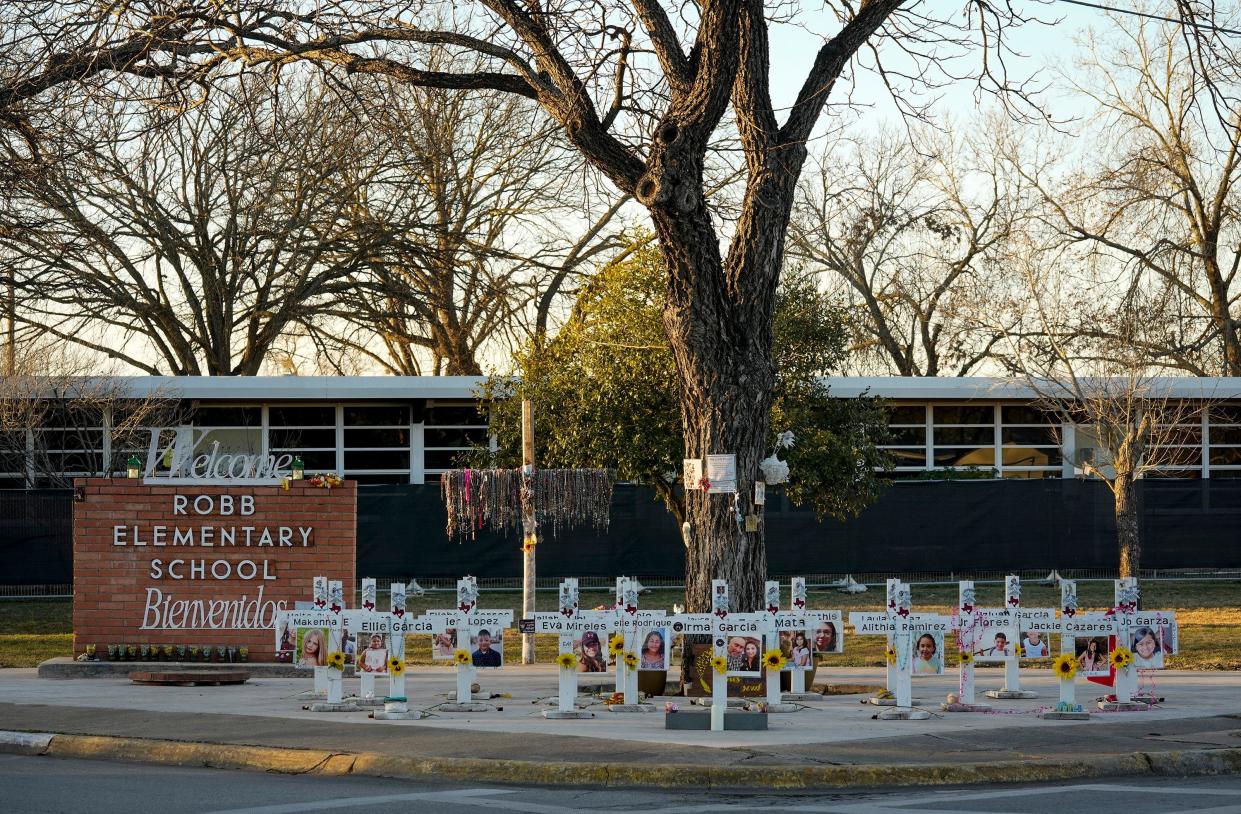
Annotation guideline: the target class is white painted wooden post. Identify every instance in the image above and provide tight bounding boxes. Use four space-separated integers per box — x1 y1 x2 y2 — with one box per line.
763 580 781 707
388 582 407 701
357 578 377 700
1059 579 1078 708
891 581 913 709
710 579 728 732
790 577 807 694
326 579 345 703
958 580 977 704
311 576 328 696
1113 578 1139 704
1002 575 1022 694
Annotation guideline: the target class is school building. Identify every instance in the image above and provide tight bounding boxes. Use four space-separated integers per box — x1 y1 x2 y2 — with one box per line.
4 376 1241 588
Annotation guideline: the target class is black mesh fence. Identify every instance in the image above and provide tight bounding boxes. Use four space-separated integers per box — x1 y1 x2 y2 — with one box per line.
5 479 1241 586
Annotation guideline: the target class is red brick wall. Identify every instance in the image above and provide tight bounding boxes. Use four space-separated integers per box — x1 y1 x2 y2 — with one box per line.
73 478 355 658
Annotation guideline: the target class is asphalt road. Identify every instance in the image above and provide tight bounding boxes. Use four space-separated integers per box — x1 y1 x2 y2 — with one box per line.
4 754 1241 814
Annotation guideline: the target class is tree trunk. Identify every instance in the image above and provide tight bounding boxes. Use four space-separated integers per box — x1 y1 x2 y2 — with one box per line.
1114 473 1141 579
653 207 776 615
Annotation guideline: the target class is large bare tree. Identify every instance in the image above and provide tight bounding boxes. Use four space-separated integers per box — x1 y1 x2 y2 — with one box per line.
323 73 627 375
0 76 372 375
790 124 1031 376
1009 14 1241 376
1 1 1048 610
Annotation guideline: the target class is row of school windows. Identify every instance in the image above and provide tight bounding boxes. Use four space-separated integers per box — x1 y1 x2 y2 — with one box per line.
881 404 1241 479
0 401 487 487
9 399 1241 486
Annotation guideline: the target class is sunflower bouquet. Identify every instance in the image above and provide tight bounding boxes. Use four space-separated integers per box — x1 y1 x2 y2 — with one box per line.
388 656 405 675
1053 653 1077 681
326 651 346 671
556 652 577 669
453 649 471 666
1110 646 1133 670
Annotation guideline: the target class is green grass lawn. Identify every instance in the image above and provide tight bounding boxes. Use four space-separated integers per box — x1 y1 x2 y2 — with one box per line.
3 580 1237 670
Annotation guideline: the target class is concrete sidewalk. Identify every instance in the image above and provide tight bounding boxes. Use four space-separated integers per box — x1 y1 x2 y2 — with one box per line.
2 666 1239 789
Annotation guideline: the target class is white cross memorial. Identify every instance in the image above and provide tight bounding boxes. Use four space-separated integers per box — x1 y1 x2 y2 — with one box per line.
761 578 839 707
426 576 514 711
610 576 664 711
275 574 341 702
981 575 1037 700
525 578 616 718
1038 578 1112 719
1100 577 1176 710
344 578 384 705
944 580 990 711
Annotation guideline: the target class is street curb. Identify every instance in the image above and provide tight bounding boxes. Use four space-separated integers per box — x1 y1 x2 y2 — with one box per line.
1 730 1239 789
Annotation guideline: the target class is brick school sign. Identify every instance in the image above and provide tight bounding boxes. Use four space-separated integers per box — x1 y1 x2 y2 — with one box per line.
72 478 355 659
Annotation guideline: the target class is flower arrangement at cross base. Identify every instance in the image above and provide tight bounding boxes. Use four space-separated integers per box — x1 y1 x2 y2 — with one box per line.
326 651 346 671
556 652 577 669
884 645 898 666
388 657 405 675
453 649 471 666
602 692 625 705
711 655 728 675
1053 654 1077 681
1110 646 1133 671
762 648 787 671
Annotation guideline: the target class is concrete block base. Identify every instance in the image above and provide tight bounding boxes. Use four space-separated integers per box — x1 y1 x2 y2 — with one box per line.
543 710 595 719
1098 700 1149 712
607 704 657 713
371 710 425 720
664 712 768 730
307 702 360 713
546 695 594 709
876 707 931 721
695 698 745 708
1040 710 1091 720
782 693 822 702
760 703 801 714
868 696 898 706
940 702 993 713
985 689 1038 699
439 702 497 712
349 697 384 707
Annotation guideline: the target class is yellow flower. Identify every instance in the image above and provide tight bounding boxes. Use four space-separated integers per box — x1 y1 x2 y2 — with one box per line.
1014 644 1025 658
326 651 346 671
762 648 786 671
1111 647 1133 670
1053 654 1077 680
453 648 471 666
884 645 897 666
622 651 639 670
556 652 577 669
958 651 973 665
608 636 625 656
388 657 404 675
711 655 728 675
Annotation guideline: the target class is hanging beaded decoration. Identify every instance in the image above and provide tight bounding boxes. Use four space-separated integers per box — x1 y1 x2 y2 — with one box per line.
442 468 613 542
